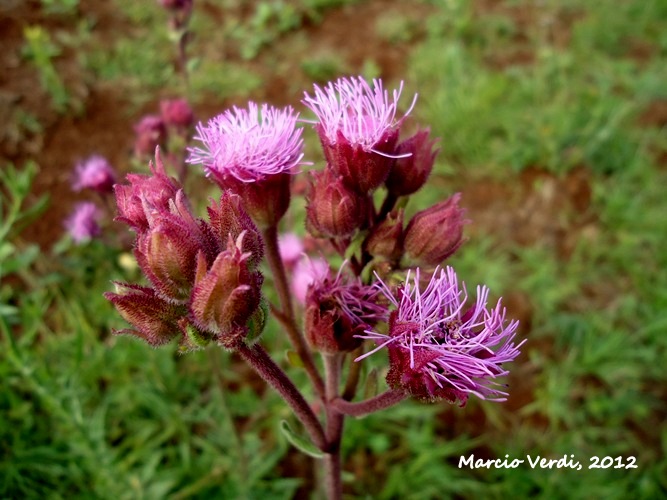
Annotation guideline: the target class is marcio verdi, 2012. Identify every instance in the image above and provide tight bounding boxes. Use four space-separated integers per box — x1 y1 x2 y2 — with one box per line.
459 454 640 470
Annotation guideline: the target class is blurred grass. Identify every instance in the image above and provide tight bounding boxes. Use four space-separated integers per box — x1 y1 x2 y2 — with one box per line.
3 0 667 498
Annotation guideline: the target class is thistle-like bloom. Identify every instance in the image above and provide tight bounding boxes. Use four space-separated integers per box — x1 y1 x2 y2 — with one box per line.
358 266 523 405
71 155 116 194
188 102 305 227
302 76 417 194
64 202 101 243
305 263 386 353
188 102 304 183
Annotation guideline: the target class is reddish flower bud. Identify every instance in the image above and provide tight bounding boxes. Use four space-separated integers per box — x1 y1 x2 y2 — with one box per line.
160 98 194 128
306 169 369 238
365 209 404 262
115 149 181 232
134 115 167 157
385 129 438 197
207 191 264 268
135 214 201 303
104 283 186 347
189 236 264 350
403 193 467 266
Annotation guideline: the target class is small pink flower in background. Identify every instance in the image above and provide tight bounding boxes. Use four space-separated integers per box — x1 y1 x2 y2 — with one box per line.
134 115 167 157
65 202 101 243
188 102 305 183
358 266 523 405
278 232 304 267
291 256 329 305
71 155 116 194
160 98 194 128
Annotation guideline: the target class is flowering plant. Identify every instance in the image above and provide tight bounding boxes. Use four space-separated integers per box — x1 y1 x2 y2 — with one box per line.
104 75 523 498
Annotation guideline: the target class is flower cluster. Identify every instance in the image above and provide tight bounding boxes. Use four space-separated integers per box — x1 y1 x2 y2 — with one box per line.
107 74 522 417
105 150 265 351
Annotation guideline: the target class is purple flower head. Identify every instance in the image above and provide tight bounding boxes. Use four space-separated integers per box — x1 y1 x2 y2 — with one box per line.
303 76 416 152
305 262 387 353
64 202 102 243
358 266 523 405
188 102 305 183
71 155 116 194
302 76 417 193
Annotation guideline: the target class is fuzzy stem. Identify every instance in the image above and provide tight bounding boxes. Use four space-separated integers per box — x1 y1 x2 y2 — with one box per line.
341 348 364 401
262 225 325 398
323 354 344 500
331 389 408 417
236 343 327 451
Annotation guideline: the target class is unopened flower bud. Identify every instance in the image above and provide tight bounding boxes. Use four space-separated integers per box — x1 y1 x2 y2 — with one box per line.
135 213 202 303
365 209 404 262
385 129 438 197
160 98 194 128
104 283 186 347
115 149 181 231
306 169 369 238
189 236 264 350
134 115 167 157
207 191 264 268
403 193 467 266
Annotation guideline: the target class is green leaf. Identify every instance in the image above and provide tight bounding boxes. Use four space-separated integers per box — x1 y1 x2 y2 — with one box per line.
279 420 324 459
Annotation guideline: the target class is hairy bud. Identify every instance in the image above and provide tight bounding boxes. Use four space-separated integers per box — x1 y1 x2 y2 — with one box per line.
189 237 264 350
403 193 467 266
365 209 404 263
385 129 438 197
306 169 369 238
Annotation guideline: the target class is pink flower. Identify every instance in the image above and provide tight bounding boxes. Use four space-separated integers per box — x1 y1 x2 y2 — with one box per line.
64 202 101 243
278 232 304 266
358 266 523 405
187 102 305 183
291 256 329 305
71 155 116 194
302 76 417 193
134 115 167 157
